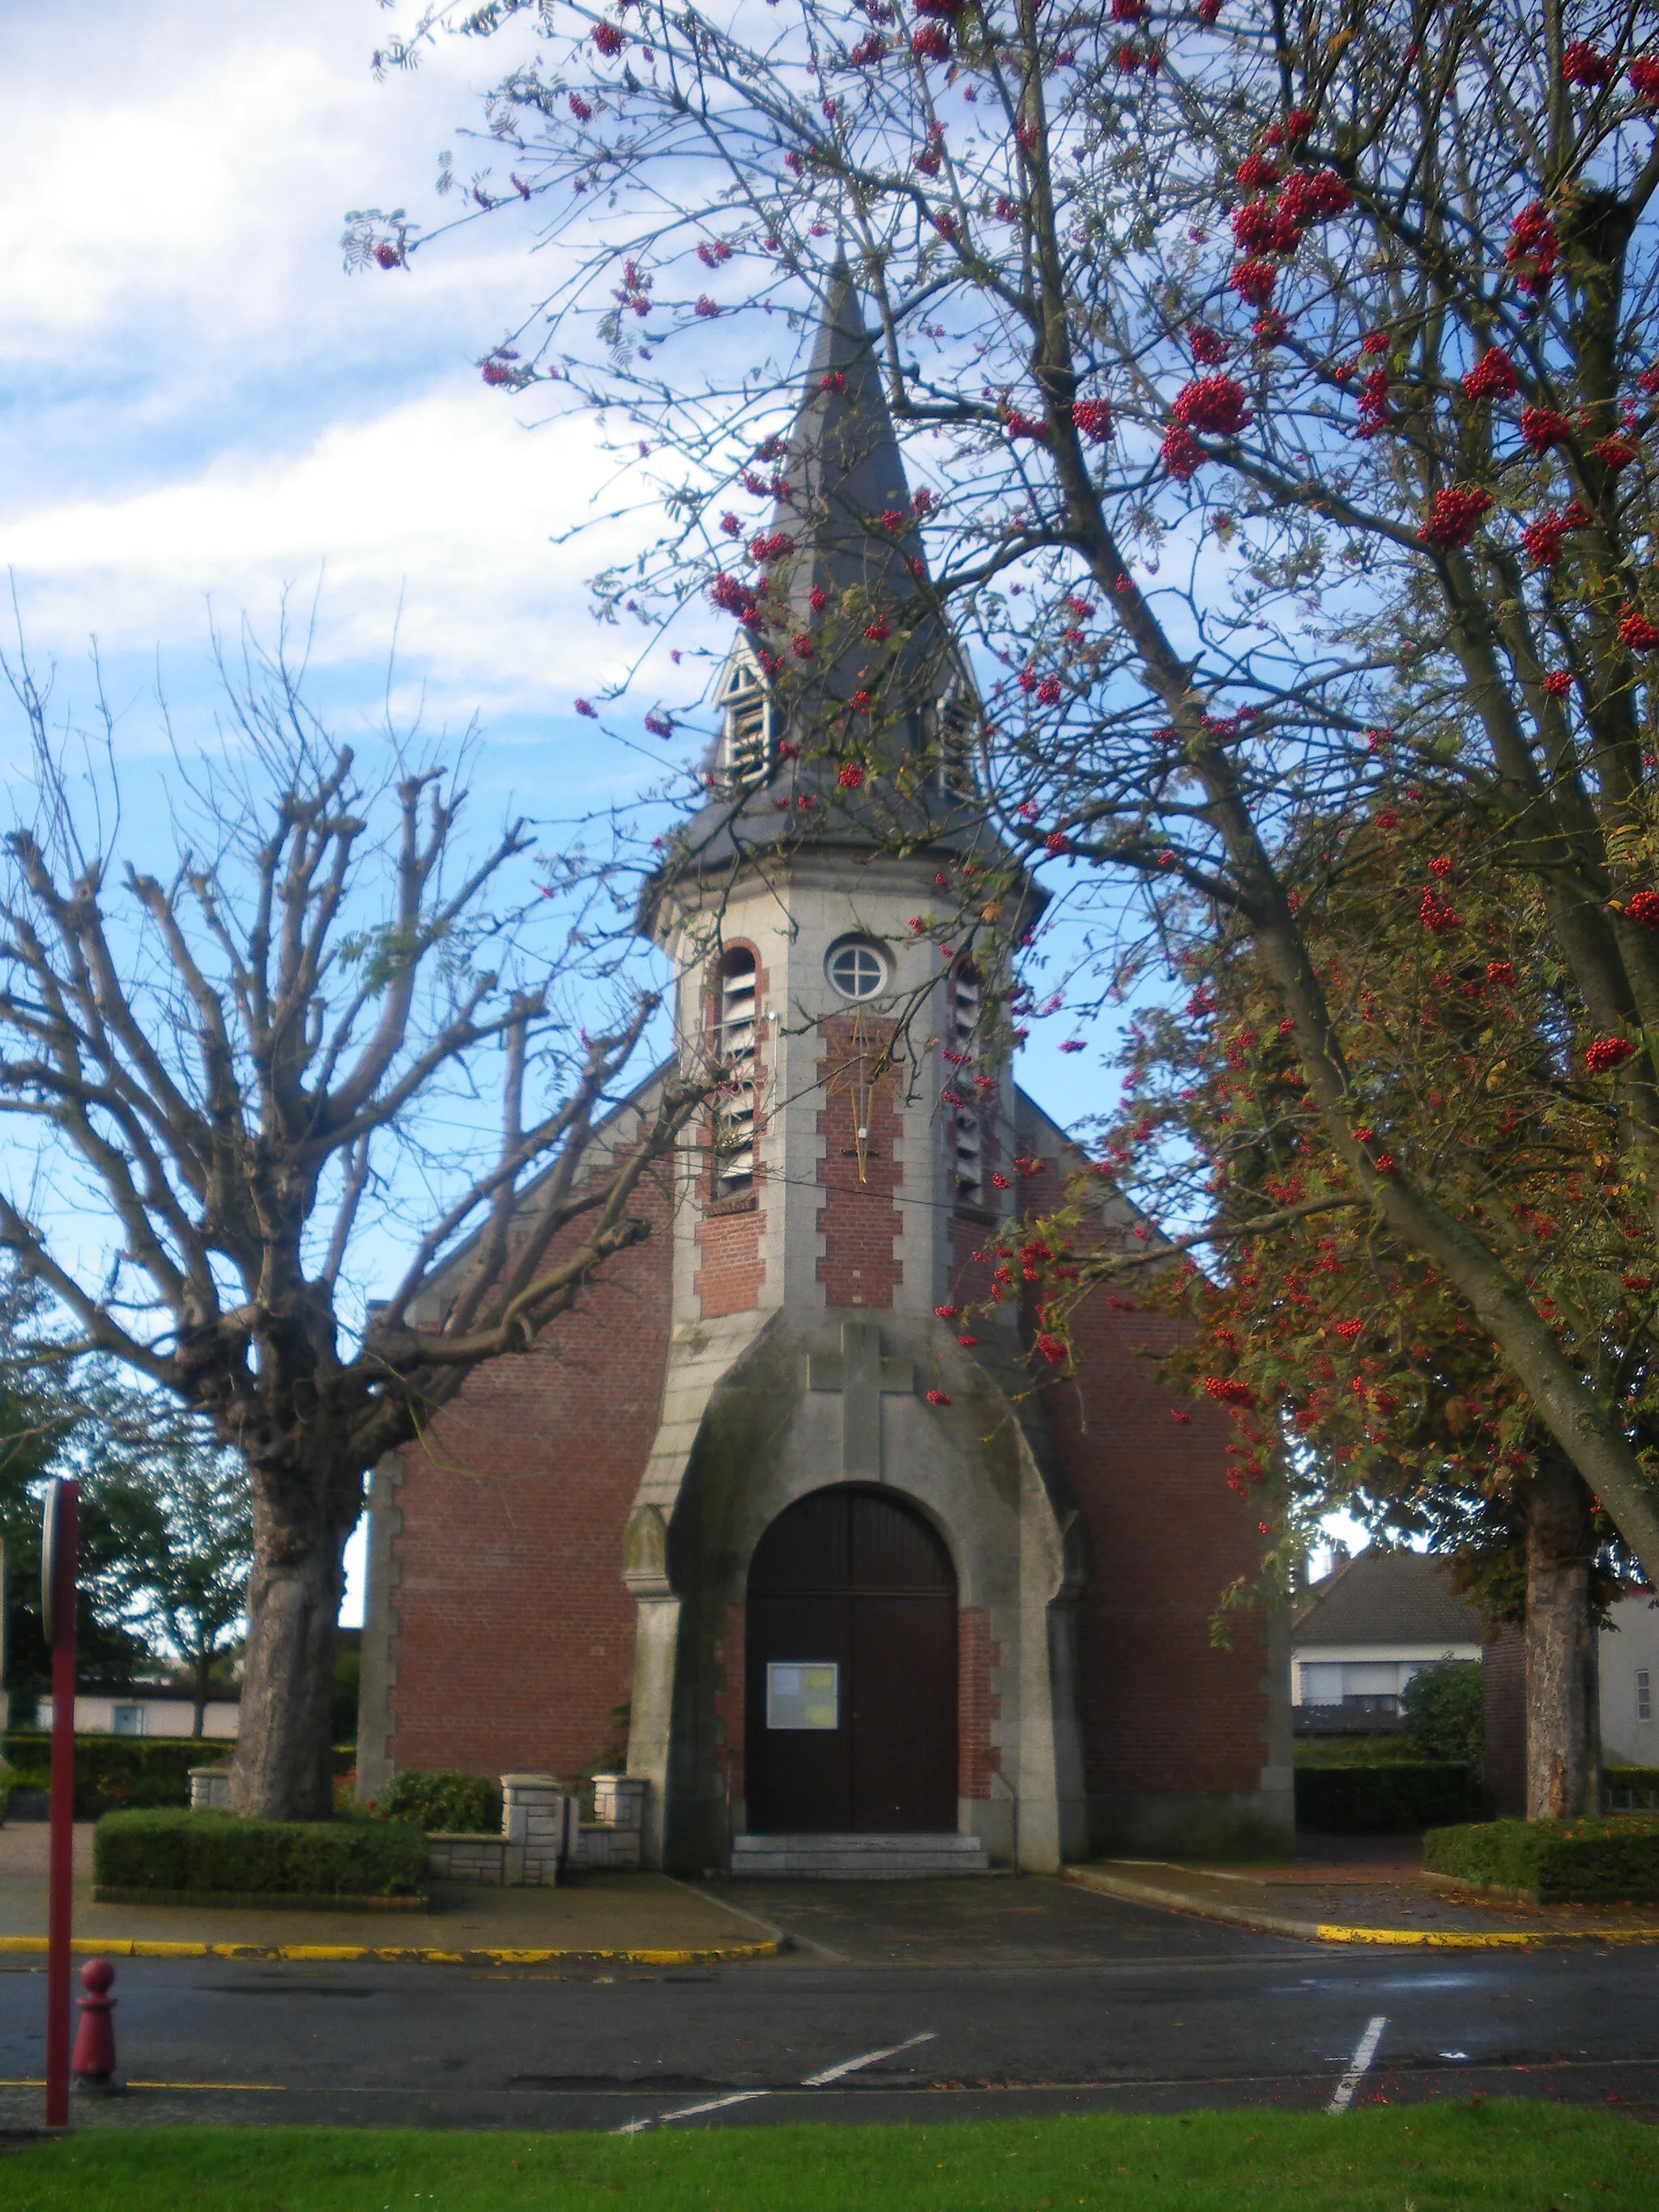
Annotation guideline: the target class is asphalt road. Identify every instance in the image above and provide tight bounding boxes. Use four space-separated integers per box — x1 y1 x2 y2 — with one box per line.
1 1877 1656 2133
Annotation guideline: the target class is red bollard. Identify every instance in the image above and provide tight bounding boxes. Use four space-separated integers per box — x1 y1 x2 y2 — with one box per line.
70 1959 123 2093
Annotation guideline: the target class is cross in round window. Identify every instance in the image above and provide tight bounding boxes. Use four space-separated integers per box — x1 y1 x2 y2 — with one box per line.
825 937 889 1000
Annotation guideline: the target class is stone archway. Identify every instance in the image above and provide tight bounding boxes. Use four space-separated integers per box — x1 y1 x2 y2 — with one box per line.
744 1485 957 1834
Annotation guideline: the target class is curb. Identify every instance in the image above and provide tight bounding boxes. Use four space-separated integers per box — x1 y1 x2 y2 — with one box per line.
0 1933 782 1967
1062 1865 1659 1949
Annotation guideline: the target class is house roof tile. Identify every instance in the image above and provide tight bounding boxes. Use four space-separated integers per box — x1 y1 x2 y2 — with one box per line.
1292 1548 1483 1647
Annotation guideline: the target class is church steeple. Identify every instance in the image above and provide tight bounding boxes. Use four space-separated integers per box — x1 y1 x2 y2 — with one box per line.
757 260 936 690
654 266 983 895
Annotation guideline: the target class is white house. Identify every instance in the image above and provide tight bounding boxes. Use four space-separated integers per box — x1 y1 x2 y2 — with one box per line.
36 1686 239 1739
1292 1549 1483 1715
1601 1588 1659 1767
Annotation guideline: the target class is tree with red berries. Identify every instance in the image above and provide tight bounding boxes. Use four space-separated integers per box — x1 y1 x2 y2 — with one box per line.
360 0 1659 1579
1011 812 1642 1813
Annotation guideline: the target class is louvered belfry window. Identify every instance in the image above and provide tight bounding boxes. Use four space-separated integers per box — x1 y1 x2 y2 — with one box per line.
936 684 979 800
723 667 772 788
949 963 985 1204
713 947 759 1196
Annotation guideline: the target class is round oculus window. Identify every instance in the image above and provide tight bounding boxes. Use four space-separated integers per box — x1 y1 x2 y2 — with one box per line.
825 937 889 1001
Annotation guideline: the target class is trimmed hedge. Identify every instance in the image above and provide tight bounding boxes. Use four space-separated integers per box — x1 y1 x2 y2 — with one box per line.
373 1767 502 1834
1423 1813 1659 1903
93 1808 429 1898
1 1733 205 1818
1295 1761 1478 1834
1606 1766 1659 1810
0 1735 358 1820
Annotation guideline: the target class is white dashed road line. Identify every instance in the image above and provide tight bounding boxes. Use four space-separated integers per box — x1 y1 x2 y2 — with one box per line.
614 2031 938 2134
1327 2014 1388 2113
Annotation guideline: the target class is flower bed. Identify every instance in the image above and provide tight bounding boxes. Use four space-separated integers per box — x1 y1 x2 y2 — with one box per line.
93 1808 429 1899
1422 1813 1659 1903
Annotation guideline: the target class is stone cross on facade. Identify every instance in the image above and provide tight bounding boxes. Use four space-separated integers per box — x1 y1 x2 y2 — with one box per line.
808 1319 915 1478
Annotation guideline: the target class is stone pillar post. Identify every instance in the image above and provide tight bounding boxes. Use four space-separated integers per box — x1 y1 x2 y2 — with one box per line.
188 1766 233 1810
592 1775 648 1832
501 1772 572 1886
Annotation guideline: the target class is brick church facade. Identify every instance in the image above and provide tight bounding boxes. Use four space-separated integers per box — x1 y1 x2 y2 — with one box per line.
356 274 1293 1872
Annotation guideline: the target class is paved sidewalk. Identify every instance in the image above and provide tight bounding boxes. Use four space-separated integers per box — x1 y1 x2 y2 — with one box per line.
1068 1835 1659 1946
0 1822 783 1963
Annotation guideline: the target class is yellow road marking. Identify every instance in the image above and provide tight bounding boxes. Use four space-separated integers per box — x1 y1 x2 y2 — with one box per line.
0 1934 778 1966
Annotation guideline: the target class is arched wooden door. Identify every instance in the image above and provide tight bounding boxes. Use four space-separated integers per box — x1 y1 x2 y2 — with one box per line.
744 1485 958 1834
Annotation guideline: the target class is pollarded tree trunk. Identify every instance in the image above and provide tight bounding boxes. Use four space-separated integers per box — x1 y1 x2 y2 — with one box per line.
229 1458 358 1821
1525 1455 1601 1822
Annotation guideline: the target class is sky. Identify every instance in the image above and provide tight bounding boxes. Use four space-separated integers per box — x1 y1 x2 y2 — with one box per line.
2 2 1175 1630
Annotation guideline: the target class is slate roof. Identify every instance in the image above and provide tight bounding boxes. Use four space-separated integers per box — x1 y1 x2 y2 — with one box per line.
645 263 1030 906
1292 1548 1484 1647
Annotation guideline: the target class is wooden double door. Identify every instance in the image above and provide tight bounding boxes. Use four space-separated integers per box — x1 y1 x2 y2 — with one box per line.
744 1485 958 1835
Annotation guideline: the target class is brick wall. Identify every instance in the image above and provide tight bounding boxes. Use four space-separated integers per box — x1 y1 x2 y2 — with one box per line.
959 1605 1002 1800
382 1173 674 1784
696 1201 765 1317
1018 1157 1273 1802
817 1015 903 1308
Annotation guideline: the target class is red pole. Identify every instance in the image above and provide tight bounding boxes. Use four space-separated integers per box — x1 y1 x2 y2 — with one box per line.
44 1478 79 2129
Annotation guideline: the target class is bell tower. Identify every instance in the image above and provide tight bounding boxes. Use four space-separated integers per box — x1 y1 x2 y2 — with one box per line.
621 271 1090 1876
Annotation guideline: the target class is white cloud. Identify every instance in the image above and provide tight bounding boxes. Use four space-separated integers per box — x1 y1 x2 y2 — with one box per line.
2 379 653 710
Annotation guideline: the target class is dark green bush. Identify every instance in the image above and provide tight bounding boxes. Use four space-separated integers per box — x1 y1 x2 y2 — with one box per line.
1295 1762 1478 1834
0 1734 357 1819
1402 1660 1486 1775
1605 1767 1659 1810
94 1809 428 1898
1424 1813 1659 1902
373 1767 501 1834
1 1733 207 1818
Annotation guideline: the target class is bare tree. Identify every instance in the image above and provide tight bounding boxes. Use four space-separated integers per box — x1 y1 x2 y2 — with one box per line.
361 0 1659 1585
0 632 710 1816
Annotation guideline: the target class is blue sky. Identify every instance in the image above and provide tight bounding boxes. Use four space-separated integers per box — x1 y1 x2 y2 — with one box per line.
0 2 1245 1618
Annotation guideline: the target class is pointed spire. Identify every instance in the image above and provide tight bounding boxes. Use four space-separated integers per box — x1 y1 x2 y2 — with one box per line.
761 262 932 678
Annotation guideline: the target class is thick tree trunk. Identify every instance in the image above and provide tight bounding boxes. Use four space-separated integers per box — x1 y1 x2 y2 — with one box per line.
1525 1456 1601 1822
192 1652 209 1741
231 1474 354 1820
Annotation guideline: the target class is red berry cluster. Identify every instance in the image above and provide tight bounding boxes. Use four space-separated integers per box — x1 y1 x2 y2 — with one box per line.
1172 373 1252 435
1584 1037 1636 1072
1461 346 1519 403
1416 486 1493 551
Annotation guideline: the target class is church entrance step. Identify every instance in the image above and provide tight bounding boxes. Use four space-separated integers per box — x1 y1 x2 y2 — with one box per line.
730 1832 992 1878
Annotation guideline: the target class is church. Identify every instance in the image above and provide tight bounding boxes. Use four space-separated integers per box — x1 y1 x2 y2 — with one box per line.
355 275 1292 1874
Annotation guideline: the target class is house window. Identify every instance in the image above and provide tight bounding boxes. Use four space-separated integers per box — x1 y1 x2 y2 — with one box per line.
723 667 772 788
949 964 985 1204
1640 1668 1653 1724
825 937 889 1002
712 948 758 1196
1299 1662 1344 1706
110 1704 147 1737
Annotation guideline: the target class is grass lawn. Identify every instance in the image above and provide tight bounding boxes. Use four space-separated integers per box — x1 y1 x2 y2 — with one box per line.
1 2104 1653 2210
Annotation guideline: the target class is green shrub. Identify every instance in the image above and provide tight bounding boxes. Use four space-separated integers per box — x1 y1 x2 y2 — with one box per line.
1294 1733 1426 1767
1 1733 211 1818
1295 1761 1478 1834
1402 1659 1486 1775
373 1767 502 1834
1424 1813 1659 1902
1605 1766 1659 1810
94 1809 428 1898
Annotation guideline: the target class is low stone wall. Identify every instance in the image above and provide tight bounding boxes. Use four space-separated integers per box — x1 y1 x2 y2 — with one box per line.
429 1771 647 1886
